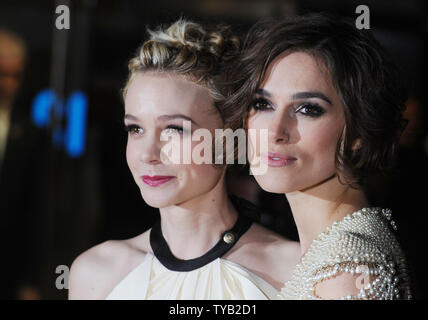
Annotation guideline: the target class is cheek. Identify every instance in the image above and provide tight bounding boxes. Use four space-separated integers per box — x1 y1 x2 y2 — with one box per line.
179 163 222 187
247 113 270 153
172 137 224 195
299 120 343 170
247 113 268 131
126 140 139 174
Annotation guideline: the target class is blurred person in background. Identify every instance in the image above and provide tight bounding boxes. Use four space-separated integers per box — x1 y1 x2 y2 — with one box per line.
0 29 26 172
0 29 42 299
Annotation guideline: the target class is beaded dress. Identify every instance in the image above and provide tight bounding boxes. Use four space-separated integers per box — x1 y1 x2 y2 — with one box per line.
279 207 411 300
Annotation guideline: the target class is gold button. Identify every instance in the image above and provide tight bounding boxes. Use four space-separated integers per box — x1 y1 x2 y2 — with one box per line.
223 232 235 244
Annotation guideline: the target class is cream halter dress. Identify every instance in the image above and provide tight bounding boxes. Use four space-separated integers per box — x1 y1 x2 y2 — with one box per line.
106 200 278 300
105 253 278 300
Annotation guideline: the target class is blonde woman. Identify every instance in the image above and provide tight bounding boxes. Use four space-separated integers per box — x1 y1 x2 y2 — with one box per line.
68 19 299 300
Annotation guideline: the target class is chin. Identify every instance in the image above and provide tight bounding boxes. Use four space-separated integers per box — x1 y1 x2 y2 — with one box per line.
140 189 177 209
253 175 290 194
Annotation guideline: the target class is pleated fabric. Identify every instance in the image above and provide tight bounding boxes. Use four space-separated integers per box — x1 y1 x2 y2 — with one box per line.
106 253 278 300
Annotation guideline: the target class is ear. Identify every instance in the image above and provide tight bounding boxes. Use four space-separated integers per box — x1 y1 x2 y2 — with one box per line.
351 138 362 151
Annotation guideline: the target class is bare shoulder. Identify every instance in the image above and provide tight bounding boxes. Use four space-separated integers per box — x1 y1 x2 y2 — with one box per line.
68 230 151 300
226 223 301 289
250 223 299 251
234 223 300 262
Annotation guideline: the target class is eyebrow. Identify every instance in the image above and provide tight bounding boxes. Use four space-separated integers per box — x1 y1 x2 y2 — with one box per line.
124 113 199 126
291 91 332 105
255 88 333 105
255 88 272 98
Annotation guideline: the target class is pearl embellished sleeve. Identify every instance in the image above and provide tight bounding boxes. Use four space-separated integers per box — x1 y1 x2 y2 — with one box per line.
312 260 398 300
279 208 412 300
310 224 410 300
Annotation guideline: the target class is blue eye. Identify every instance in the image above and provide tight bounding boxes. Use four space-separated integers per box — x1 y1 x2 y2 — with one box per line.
295 103 325 117
251 97 273 111
124 124 144 136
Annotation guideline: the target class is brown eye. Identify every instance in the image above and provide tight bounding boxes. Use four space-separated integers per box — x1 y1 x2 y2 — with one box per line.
251 98 273 111
295 103 325 117
124 124 144 136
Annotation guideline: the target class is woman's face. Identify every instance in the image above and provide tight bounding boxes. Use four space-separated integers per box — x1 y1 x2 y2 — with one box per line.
124 72 224 208
247 51 345 194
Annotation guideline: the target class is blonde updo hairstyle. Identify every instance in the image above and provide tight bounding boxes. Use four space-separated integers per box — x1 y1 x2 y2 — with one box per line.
122 19 240 128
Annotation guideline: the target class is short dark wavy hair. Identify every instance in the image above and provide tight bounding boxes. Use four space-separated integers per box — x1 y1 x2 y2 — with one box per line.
224 12 408 188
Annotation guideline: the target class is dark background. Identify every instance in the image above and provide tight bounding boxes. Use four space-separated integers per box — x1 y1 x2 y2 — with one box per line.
0 0 426 300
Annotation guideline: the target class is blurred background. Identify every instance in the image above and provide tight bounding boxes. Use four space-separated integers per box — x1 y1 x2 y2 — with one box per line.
0 0 426 300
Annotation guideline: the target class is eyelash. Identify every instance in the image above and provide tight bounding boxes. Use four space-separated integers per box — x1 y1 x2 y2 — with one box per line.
123 124 185 136
251 98 273 111
163 125 184 135
295 103 325 117
124 124 143 136
250 97 326 118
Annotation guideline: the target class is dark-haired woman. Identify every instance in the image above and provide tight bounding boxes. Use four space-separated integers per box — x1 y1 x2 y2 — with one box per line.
226 13 411 300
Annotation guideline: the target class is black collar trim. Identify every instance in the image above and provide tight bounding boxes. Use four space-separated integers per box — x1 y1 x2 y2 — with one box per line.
149 206 253 272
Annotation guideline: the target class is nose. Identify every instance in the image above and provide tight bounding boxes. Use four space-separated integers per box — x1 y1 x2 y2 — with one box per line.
268 116 290 144
139 134 162 165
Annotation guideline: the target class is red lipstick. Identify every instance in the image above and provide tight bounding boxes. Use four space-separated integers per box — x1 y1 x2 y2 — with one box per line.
262 152 297 167
142 175 175 187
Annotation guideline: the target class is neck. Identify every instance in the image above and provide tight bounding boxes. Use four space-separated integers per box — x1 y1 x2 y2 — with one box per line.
157 173 238 260
286 175 369 257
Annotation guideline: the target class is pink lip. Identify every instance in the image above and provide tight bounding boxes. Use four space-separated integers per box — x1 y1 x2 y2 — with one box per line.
142 175 175 187
262 152 297 167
